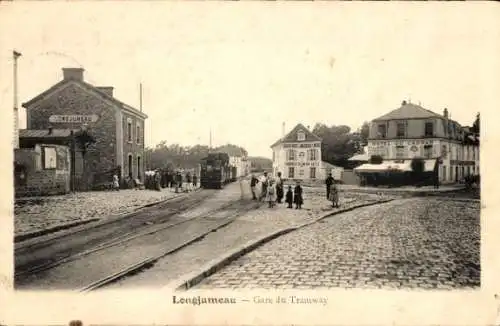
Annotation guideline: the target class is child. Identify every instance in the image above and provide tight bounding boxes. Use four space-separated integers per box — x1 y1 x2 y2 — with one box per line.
329 183 339 208
285 185 293 208
293 181 303 209
112 174 120 191
266 180 276 208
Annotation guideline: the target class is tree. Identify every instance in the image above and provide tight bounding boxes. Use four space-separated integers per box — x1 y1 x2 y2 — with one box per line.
369 155 383 164
360 121 370 145
471 113 480 134
312 123 361 166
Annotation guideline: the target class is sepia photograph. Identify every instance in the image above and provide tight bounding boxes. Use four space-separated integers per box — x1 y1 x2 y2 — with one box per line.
0 1 498 325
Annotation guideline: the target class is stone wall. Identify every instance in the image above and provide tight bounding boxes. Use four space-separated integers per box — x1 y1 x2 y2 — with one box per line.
14 145 71 197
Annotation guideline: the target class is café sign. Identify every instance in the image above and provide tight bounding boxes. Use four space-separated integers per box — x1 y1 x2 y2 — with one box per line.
285 161 320 167
49 114 99 123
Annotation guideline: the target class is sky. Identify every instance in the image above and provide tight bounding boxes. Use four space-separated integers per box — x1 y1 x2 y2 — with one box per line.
1 2 498 158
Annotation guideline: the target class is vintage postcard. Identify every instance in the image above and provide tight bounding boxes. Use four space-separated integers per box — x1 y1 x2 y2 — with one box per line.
0 1 499 325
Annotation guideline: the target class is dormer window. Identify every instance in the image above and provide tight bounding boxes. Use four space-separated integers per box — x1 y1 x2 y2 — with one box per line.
297 131 306 141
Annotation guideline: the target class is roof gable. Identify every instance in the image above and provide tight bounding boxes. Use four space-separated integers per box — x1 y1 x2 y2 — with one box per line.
22 78 148 119
270 123 321 148
373 103 442 121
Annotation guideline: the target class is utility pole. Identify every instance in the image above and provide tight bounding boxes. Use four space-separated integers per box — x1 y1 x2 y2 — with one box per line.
13 50 22 149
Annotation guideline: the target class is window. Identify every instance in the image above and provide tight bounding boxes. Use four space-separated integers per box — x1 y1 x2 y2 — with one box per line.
128 154 133 178
136 125 141 143
441 145 447 158
308 149 317 161
299 152 305 158
272 151 275 162
297 131 306 141
299 169 304 176
43 146 57 169
377 124 387 138
395 146 405 159
425 122 434 137
127 121 132 142
288 167 295 179
287 149 296 161
472 147 476 160
310 167 316 179
396 122 406 138
424 145 433 159
442 166 447 181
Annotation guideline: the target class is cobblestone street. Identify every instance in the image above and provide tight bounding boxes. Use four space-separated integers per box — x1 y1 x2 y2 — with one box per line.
195 198 480 290
14 188 185 236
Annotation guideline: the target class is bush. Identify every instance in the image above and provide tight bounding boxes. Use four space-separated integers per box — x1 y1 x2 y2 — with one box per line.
369 155 383 164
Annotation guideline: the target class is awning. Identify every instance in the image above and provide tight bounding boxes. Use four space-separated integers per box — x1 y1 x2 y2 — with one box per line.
354 161 411 173
354 159 437 173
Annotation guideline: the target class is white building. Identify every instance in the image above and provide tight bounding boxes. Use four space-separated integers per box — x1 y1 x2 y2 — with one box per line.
270 123 343 181
229 154 249 178
355 101 479 184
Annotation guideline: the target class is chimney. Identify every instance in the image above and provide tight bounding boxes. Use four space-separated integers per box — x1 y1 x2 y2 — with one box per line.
402 100 407 106
443 108 449 119
282 122 285 139
97 86 114 97
62 68 84 81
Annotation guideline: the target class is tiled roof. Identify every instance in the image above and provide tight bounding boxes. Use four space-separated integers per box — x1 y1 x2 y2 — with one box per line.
373 103 442 121
270 123 321 148
19 129 77 138
22 77 148 119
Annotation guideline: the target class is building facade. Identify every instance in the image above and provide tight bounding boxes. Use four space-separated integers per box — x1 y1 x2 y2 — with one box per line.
271 123 341 181
365 101 479 183
21 68 148 187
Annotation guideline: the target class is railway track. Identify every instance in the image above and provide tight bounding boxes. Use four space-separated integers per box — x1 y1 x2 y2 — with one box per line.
15 189 218 280
15 195 262 291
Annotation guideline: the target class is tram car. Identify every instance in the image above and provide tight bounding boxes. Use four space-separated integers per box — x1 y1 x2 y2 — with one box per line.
200 152 232 189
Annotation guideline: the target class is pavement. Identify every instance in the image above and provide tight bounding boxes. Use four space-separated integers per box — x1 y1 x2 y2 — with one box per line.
14 187 190 237
104 187 388 289
194 197 480 290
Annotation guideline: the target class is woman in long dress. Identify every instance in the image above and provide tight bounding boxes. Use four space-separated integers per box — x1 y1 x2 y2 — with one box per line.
275 172 284 204
266 179 276 208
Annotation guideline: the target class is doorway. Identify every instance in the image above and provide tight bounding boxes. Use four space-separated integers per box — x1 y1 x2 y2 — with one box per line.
128 154 133 178
137 156 141 180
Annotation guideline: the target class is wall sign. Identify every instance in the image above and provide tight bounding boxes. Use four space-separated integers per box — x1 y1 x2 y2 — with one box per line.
410 145 418 152
49 115 99 123
285 161 320 167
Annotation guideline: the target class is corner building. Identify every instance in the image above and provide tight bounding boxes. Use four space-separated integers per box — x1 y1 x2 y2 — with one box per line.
22 68 148 184
366 101 479 184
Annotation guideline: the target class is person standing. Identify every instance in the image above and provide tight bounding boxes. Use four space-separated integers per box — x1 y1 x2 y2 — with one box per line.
250 174 258 200
175 171 183 193
266 179 276 208
325 173 334 200
329 183 339 208
186 172 192 192
112 173 120 191
294 181 303 209
260 172 269 201
192 173 198 190
285 185 293 208
275 172 284 204
154 170 161 191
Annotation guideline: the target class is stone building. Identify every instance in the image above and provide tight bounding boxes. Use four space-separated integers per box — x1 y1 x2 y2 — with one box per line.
21 67 148 189
270 123 343 181
355 100 479 184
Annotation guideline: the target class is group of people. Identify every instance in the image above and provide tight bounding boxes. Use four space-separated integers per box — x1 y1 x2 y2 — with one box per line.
250 172 304 209
248 172 341 210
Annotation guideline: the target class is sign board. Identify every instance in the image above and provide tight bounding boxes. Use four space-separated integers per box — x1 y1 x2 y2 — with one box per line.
283 143 321 148
285 161 320 167
49 115 99 123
